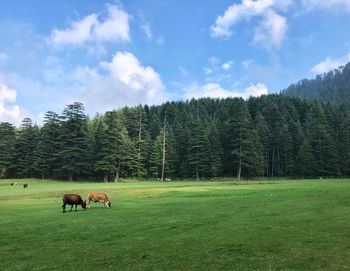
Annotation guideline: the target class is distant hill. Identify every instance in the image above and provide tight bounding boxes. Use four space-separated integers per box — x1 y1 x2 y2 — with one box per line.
282 62 350 105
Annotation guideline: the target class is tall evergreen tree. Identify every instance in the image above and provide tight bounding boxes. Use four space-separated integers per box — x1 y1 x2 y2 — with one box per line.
294 138 317 177
149 126 177 179
33 111 61 179
207 122 224 177
57 103 89 181
15 118 39 178
187 112 211 179
228 98 259 179
255 112 270 177
0 122 16 178
306 101 340 177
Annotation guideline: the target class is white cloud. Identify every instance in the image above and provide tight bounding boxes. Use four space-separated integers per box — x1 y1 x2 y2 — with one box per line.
183 82 268 100
301 0 350 12
94 4 130 42
222 61 233 70
51 14 97 45
76 51 168 112
1 50 167 119
210 0 274 38
253 9 287 48
204 57 234 83
210 0 289 48
204 68 213 75
140 22 152 40
244 83 269 97
50 3 130 46
205 74 232 83
0 83 22 124
242 59 254 69
311 53 350 74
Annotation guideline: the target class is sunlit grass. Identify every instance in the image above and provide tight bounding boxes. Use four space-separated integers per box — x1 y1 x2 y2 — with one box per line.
0 179 349 270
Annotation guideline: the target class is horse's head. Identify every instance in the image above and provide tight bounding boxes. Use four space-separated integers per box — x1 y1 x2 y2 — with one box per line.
108 201 111 208
81 200 87 209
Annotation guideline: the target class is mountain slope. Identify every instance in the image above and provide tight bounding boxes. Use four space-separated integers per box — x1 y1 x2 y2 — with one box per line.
282 62 350 105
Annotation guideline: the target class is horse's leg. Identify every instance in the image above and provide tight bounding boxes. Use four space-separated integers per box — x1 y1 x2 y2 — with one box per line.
62 204 66 213
70 205 73 212
75 204 77 211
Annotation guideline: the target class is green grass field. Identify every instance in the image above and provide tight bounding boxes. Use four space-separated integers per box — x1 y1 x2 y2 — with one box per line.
0 179 349 270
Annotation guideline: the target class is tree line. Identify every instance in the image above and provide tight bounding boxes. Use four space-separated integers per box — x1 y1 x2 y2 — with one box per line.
282 62 350 106
0 95 349 181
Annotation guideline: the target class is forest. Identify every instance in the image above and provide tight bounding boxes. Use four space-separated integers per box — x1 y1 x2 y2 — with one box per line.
282 62 350 105
0 94 349 181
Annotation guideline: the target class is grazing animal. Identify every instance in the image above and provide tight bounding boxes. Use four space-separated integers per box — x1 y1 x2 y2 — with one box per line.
62 194 87 213
23 184 28 188
87 192 111 208
10 183 14 186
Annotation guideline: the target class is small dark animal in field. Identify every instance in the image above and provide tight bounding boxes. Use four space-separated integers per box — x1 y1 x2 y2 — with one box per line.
62 194 87 213
87 192 111 208
10 183 14 186
23 184 28 188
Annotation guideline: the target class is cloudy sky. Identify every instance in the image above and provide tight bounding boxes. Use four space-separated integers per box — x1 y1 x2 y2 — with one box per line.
1 0 350 124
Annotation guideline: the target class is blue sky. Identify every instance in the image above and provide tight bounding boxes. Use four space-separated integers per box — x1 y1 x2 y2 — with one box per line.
1 0 350 124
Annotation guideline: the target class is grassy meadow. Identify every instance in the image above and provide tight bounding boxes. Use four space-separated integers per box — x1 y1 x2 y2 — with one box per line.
0 179 349 270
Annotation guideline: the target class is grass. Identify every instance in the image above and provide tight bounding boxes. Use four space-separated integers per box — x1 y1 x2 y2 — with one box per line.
0 179 350 270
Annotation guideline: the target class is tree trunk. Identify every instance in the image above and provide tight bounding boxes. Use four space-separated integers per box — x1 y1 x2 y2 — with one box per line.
103 172 108 183
271 147 275 178
237 158 242 180
115 161 120 182
196 164 199 180
161 112 166 181
68 170 73 182
284 152 287 175
138 110 142 161
237 143 242 180
266 151 269 177
51 166 54 180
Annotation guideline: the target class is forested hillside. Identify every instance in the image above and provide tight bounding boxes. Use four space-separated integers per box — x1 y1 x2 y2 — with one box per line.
1 95 349 181
282 63 350 105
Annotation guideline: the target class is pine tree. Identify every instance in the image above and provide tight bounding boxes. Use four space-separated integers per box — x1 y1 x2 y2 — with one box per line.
294 138 317 178
33 111 61 179
149 135 162 178
149 126 177 179
306 101 340 177
335 105 350 175
255 112 270 176
123 106 151 178
207 122 223 177
0 122 16 178
57 102 89 181
172 115 190 178
15 118 39 178
94 111 137 182
94 118 111 182
187 112 211 179
229 98 258 179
